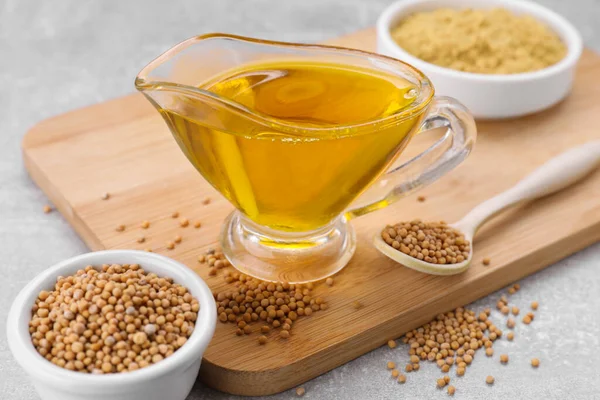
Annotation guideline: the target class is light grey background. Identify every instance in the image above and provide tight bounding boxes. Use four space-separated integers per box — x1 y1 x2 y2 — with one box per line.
1 1 599 399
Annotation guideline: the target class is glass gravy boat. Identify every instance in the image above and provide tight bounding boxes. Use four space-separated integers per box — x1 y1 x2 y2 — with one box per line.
136 34 476 283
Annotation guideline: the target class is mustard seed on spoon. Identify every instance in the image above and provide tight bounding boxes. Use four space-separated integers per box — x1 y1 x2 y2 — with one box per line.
375 140 600 275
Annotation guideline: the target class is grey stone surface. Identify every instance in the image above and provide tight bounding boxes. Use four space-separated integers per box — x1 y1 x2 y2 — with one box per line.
1 1 599 399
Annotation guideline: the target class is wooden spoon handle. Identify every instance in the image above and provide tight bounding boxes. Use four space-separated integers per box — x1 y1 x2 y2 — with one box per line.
458 140 600 236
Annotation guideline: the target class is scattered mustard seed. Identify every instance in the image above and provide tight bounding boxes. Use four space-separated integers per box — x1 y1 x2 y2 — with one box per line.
194 221 202 229
444 376 450 384
166 241 175 250
137 236 146 244
482 258 491 266
507 318 515 329
512 306 519 316
381 220 470 264
353 300 363 310
447 385 456 396
485 348 494 357
388 340 397 349
202 197 211 205
514 283 520 291
507 332 514 341
115 224 125 232
145 248 153 252
171 211 179 218
486 375 495 385
531 358 540 368
179 218 189 228
405 364 413 372
523 315 532 325
101 192 110 200
141 220 150 229
391 369 399 378
295 387 305 397
500 354 509 364
508 287 516 295
174 235 182 244
397 374 407 383
417 195 426 202
501 306 510 315
437 378 447 388
43 205 52 214
258 335 267 345
387 361 396 370
325 277 334 286
531 301 539 310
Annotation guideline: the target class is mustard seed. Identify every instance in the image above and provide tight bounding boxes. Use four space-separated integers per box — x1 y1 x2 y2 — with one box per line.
391 369 399 378
295 387 305 397
417 195 426 202
486 376 494 385
202 197 211 205
280 330 290 339
531 358 540 367
174 235 182 244
30 264 197 374
523 315 532 324
179 218 189 227
531 301 539 310
447 385 456 395
258 335 267 345
482 258 491 266
437 378 446 388
501 306 509 315
485 348 493 357
101 192 110 200
397 374 407 383
381 220 470 265
456 367 465 376
325 277 334 286
137 236 145 244
500 354 509 364
387 361 395 369
141 221 150 229
507 332 514 341
507 318 515 329
512 306 519 316
43 205 52 214
405 364 413 372
194 221 202 229
508 287 516 295
166 241 175 250
115 225 125 232
388 340 397 349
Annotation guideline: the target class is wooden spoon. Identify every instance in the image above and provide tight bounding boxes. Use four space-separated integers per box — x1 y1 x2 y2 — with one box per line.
374 140 600 275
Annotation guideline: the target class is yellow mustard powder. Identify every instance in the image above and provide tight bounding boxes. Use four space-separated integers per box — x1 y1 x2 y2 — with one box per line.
391 8 568 74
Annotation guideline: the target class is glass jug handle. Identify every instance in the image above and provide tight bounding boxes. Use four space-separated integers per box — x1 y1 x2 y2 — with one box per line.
345 96 477 220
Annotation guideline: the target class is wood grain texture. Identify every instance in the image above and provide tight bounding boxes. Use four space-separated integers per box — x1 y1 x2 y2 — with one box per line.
22 28 600 396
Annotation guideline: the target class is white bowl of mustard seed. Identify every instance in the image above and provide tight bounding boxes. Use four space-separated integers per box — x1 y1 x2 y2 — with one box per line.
376 0 583 119
6 250 217 400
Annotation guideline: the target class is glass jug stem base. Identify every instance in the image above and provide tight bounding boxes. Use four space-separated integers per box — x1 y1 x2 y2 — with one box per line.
220 211 356 284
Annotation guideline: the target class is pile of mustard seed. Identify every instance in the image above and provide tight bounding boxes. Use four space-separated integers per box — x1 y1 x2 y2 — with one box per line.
386 283 541 391
210 257 327 343
381 220 470 264
29 264 199 374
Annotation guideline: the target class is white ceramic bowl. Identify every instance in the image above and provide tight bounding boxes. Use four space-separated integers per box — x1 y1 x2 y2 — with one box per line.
6 250 217 400
377 0 583 119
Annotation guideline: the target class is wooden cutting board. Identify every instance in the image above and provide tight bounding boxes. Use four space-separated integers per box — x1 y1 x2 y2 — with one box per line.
23 28 600 396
